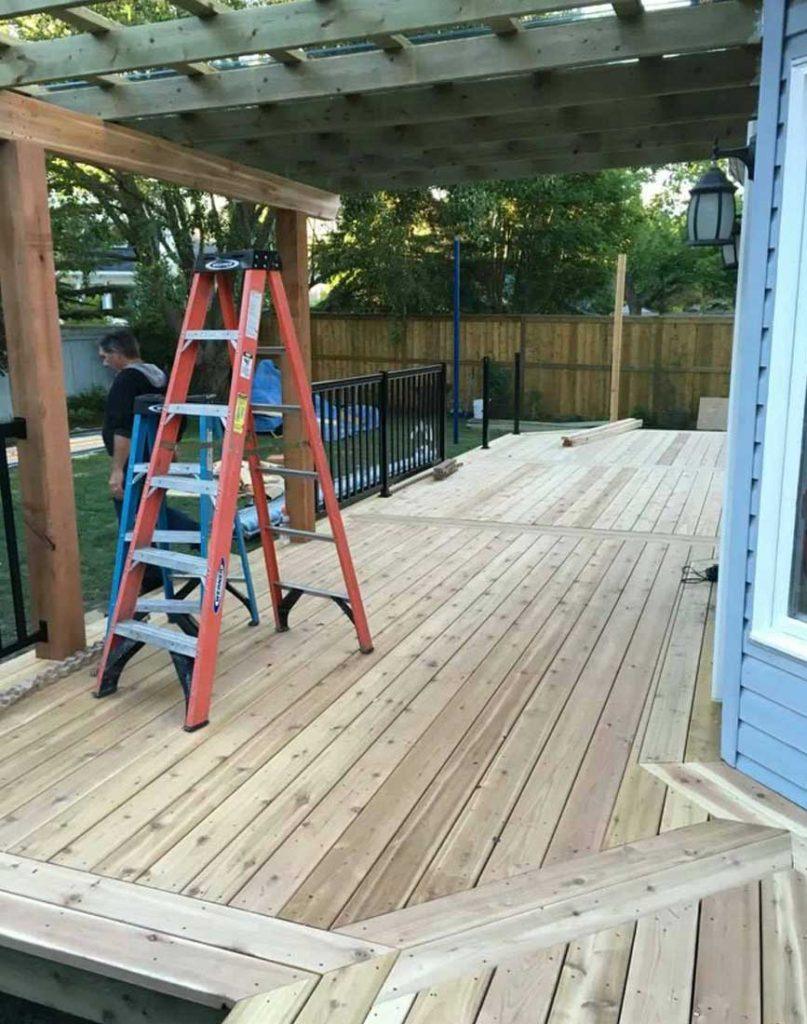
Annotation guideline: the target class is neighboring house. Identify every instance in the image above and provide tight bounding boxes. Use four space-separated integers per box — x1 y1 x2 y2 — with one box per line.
717 0 807 807
59 244 137 310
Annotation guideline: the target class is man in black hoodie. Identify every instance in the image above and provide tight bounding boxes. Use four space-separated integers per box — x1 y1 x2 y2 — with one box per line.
99 328 169 503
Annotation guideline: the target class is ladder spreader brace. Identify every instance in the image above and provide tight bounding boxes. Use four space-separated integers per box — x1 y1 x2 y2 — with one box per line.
96 249 373 732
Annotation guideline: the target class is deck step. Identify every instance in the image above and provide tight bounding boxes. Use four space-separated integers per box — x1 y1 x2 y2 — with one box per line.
135 597 203 615
166 402 229 418
132 548 208 577
278 580 349 601
150 475 217 497
272 526 334 542
125 530 201 544
114 619 198 657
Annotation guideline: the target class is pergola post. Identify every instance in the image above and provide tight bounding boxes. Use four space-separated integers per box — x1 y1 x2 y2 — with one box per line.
276 207 316 537
0 141 85 658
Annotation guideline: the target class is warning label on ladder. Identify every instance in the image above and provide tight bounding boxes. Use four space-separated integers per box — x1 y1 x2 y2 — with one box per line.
245 290 263 339
233 393 248 434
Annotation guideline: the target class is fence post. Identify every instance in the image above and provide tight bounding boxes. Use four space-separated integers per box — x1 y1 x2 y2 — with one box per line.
513 350 522 435
439 362 447 460
482 356 490 450
379 370 390 497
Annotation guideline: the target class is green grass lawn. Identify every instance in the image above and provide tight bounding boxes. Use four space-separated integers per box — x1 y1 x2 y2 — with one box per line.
0 418 506 647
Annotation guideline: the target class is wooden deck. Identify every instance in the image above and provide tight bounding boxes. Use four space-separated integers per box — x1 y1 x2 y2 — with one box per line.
0 428 804 1024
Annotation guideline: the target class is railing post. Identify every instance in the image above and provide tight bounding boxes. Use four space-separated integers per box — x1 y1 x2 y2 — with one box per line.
379 370 390 497
439 362 447 460
513 350 522 436
482 356 490 450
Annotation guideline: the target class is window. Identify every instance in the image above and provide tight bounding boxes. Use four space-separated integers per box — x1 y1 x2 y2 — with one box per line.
752 59 807 660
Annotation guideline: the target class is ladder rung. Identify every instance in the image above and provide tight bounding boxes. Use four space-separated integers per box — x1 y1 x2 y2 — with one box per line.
261 466 318 479
125 530 202 544
114 619 198 658
133 463 204 476
184 330 239 342
272 526 334 542
166 403 230 418
150 475 218 497
251 403 301 414
135 597 203 615
132 548 208 577
257 346 285 356
277 581 350 601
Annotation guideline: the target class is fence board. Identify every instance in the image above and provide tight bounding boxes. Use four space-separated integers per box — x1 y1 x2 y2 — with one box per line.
310 314 733 427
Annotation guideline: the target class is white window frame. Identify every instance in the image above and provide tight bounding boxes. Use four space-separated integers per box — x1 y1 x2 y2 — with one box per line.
752 58 807 661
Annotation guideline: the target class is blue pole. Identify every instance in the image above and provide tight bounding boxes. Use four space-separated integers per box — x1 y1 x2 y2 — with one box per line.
453 236 460 445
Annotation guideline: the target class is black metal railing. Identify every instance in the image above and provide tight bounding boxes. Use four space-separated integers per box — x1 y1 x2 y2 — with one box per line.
312 364 446 508
0 418 47 659
479 351 525 449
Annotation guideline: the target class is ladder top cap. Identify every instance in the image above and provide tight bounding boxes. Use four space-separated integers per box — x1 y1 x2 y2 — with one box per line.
194 249 281 274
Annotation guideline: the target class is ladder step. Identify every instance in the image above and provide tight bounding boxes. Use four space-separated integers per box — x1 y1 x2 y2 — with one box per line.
261 465 318 479
183 330 240 342
135 597 203 615
114 619 198 658
251 403 301 415
132 548 209 577
272 526 334 542
277 581 350 601
125 530 202 545
166 403 230 418
257 346 285 356
132 462 204 476
150 475 218 497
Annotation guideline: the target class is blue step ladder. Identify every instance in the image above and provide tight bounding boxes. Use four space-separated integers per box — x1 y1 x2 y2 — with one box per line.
107 393 259 633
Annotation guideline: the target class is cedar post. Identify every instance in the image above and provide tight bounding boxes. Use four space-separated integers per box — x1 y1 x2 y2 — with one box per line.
609 253 627 421
276 208 315 537
0 141 85 657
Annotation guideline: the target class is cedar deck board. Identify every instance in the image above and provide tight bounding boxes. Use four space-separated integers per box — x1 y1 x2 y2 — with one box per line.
0 429 800 1021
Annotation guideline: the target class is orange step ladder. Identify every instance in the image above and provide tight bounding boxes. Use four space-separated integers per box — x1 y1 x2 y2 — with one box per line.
96 250 373 731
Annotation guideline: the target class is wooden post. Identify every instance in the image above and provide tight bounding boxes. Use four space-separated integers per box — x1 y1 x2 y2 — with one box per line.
275 207 315 537
0 141 85 658
609 252 627 422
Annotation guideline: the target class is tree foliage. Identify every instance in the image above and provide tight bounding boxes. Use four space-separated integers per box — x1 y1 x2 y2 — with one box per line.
313 168 737 316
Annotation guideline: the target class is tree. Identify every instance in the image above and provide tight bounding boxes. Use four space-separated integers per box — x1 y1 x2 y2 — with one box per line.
314 172 647 315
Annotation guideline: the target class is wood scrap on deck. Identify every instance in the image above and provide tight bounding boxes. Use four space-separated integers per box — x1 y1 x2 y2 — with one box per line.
561 417 642 447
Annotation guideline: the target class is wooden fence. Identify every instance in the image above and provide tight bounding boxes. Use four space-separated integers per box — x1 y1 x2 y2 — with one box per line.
308 313 734 427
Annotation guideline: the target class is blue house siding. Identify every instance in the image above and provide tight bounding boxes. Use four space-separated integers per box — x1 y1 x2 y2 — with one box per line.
718 0 807 809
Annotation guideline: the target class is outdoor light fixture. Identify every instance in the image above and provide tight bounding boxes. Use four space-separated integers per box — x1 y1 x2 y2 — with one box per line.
721 225 740 271
686 138 755 248
687 163 737 247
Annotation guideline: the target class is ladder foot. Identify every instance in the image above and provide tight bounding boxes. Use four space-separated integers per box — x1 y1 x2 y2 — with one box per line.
183 719 209 733
360 644 374 655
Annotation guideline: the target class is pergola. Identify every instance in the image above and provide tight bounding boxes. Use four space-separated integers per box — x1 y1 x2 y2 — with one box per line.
0 0 760 660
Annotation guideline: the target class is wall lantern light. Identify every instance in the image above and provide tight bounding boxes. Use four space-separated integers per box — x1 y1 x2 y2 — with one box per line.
721 224 740 271
686 139 755 248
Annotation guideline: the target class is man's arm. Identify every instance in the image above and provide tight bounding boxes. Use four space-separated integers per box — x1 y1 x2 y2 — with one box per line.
109 433 130 501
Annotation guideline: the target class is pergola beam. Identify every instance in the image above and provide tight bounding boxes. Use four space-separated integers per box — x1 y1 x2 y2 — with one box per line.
0 0 614 89
0 88 339 218
140 48 759 147
210 89 756 169
244 119 746 190
320 137 732 192
26 3 761 122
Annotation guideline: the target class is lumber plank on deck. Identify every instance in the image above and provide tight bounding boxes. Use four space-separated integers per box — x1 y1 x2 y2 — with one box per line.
337 821 792 999
561 418 642 447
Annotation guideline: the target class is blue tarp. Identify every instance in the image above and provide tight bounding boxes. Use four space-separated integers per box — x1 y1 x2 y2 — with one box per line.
251 359 284 433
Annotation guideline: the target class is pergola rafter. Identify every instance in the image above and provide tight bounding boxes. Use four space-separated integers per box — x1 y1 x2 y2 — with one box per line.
22 3 760 125
0 0 614 89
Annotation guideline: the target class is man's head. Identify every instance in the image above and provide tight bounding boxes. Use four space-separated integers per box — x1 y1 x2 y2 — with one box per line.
99 329 141 372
